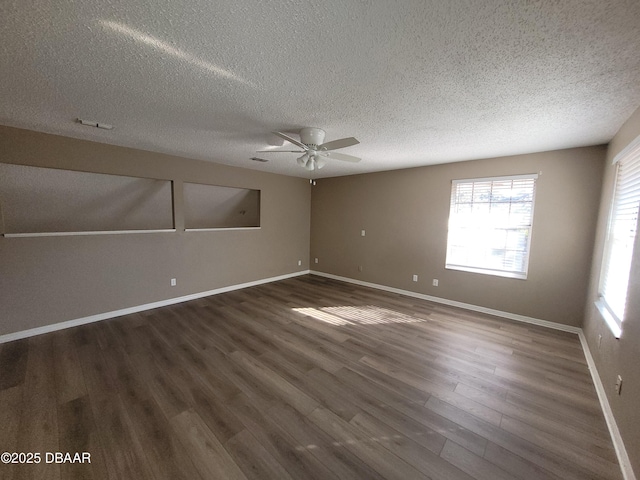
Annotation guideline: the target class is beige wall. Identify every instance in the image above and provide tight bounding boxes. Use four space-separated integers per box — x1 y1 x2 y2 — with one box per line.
583 105 640 477
0 126 311 336
311 146 605 327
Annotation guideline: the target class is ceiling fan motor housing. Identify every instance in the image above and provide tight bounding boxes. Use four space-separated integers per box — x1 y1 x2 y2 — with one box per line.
299 127 325 149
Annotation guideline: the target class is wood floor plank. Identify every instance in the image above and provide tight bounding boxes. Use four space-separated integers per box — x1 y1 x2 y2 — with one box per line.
425 395 621 480
228 350 319 416
308 407 431 480
15 334 61 480
225 429 295 480
52 331 87 405
87 391 156 480
129 351 192 419
0 385 24 480
344 360 432 403
225 392 340 480
189 380 246 444
440 439 514 480
454 381 613 445
170 409 248 480
387 393 489 456
57 395 109 480
500 415 622 479
429 388 503 426
258 351 363 422
122 395 204 480
0 338 29 390
334 367 448 455
482 441 564 480
349 410 475 480
266 401 389 480
0 275 623 480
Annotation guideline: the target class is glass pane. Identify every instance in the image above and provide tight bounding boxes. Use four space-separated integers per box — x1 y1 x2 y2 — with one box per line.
446 176 536 276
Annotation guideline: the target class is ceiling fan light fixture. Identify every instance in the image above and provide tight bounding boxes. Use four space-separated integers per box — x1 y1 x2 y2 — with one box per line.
297 152 309 166
259 128 361 170
305 157 316 171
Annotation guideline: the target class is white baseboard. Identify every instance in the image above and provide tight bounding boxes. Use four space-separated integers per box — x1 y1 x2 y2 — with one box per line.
0 270 310 344
310 270 580 334
310 270 635 480
578 331 636 480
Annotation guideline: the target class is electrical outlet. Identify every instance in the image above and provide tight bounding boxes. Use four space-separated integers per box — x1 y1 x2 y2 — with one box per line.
298 260 302 266
615 375 623 395
361 230 366 237
432 279 439 287
314 257 318 264
412 274 418 282
170 278 177 287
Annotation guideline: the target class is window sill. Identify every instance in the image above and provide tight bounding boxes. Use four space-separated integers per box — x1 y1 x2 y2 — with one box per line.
2 229 176 238
445 264 527 280
184 227 261 232
595 300 622 339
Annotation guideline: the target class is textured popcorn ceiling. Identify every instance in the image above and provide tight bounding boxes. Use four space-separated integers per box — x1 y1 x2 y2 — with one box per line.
1 1 639 178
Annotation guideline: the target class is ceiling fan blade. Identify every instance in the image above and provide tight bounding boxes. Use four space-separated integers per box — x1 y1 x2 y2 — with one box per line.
272 131 308 150
322 151 361 163
257 149 305 153
319 137 360 151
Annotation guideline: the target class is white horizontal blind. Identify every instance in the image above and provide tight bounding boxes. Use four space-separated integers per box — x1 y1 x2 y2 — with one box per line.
446 174 537 278
599 146 640 330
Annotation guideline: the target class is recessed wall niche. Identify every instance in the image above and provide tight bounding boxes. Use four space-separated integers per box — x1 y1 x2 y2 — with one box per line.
183 182 260 230
0 163 174 235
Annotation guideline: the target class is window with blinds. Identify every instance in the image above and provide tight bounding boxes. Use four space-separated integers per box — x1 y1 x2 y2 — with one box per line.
445 174 538 279
597 137 640 338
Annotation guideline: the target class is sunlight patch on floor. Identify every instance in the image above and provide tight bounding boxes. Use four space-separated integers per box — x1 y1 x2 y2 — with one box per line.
293 305 426 326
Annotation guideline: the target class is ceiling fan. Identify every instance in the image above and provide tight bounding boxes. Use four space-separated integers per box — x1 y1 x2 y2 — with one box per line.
258 127 361 171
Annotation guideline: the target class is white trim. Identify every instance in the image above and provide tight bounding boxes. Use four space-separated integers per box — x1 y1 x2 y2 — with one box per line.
184 227 261 232
3 229 176 238
451 173 539 184
0 270 310 344
595 299 622 339
578 331 636 480
612 133 640 165
445 264 527 280
310 271 579 333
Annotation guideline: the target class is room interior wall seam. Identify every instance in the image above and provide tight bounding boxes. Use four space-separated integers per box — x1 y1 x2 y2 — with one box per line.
0 270 311 344
579 331 637 480
311 270 634 479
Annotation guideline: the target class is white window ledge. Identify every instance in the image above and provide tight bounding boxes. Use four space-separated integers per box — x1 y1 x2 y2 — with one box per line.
446 264 527 280
2 229 176 238
184 227 261 232
595 299 622 339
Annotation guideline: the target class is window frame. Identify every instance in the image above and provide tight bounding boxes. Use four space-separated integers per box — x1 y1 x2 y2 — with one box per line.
596 135 640 339
445 173 538 280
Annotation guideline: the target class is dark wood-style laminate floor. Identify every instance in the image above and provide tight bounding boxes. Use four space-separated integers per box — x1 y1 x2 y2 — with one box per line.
0 275 622 480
